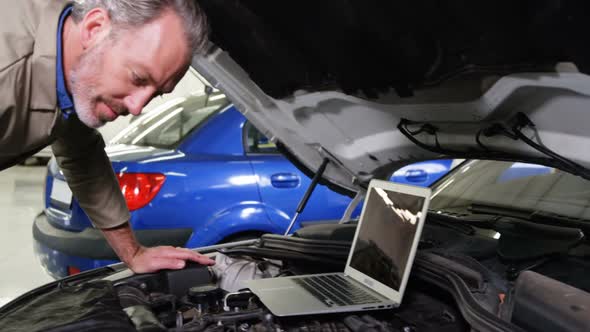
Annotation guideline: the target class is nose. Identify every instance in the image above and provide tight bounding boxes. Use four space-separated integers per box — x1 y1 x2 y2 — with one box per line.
124 87 156 116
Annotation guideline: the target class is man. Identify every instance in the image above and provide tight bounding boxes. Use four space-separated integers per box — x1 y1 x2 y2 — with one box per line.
0 0 215 273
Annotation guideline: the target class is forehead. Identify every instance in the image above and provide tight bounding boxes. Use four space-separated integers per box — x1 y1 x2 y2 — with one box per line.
115 11 191 84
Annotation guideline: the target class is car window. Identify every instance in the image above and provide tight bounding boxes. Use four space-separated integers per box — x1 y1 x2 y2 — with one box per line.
430 160 590 220
112 93 229 148
244 122 278 154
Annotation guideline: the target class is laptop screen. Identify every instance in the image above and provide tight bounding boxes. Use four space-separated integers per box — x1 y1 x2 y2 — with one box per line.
349 186 425 291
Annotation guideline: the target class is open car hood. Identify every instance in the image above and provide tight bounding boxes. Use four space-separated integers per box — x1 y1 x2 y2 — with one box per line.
192 0 590 193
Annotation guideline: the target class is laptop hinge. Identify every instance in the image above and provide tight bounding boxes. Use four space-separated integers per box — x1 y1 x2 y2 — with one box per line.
339 191 365 224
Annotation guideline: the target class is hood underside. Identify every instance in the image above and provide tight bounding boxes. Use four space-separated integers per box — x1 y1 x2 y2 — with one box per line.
192 0 590 193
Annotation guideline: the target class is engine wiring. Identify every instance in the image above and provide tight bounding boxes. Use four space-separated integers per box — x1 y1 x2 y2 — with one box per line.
222 290 254 312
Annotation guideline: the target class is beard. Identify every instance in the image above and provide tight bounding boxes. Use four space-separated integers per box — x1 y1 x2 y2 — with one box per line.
69 38 128 128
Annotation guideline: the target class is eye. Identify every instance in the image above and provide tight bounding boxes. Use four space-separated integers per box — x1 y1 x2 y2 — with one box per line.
131 71 147 86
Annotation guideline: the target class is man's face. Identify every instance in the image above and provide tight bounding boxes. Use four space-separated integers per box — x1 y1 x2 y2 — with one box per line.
70 10 191 128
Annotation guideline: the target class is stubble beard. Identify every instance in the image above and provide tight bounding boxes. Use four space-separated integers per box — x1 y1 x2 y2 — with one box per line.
69 41 108 128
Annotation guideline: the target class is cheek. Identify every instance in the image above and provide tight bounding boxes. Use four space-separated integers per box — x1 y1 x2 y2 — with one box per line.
78 63 103 93
106 70 136 99
96 52 132 98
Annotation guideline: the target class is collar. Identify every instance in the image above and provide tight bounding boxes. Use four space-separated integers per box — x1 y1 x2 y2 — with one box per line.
30 0 72 110
56 5 74 118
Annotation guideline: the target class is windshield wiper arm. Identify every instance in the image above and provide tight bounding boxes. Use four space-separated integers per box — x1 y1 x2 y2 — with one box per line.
468 203 532 220
426 210 500 235
469 203 590 236
530 211 590 236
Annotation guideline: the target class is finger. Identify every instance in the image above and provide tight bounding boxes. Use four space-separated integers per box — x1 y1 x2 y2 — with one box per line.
156 247 215 265
186 252 216 265
184 249 215 265
148 257 186 271
128 257 185 274
152 247 215 265
170 249 215 265
155 246 194 258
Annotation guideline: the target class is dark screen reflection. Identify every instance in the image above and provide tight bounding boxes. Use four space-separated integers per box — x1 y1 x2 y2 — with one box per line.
350 187 425 291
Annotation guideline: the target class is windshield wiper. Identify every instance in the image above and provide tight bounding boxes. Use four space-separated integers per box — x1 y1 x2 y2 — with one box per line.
530 211 590 236
469 203 590 236
468 203 531 220
426 210 500 235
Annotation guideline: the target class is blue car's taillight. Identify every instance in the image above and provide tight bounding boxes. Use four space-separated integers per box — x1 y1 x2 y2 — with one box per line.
117 173 166 211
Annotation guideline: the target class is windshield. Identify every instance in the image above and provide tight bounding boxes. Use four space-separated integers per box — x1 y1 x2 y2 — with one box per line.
430 160 590 220
112 93 229 148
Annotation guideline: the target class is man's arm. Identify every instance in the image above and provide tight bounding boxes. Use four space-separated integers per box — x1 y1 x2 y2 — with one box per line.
101 222 214 273
53 117 214 273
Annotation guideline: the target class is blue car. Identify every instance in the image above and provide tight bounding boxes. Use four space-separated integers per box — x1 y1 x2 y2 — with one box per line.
33 93 453 279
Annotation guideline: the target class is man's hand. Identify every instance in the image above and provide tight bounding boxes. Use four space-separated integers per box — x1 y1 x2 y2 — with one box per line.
101 221 215 274
127 245 215 274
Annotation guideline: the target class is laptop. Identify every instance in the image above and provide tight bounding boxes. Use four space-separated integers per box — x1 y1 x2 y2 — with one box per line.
246 180 431 316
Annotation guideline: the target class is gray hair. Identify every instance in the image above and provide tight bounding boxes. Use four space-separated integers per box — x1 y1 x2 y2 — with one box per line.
71 0 208 54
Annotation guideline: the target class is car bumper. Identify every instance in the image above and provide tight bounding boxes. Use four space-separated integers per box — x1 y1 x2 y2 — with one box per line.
33 212 193 277
33 241 119 279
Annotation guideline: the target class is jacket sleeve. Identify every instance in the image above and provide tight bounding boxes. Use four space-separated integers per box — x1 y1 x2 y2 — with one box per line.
51 116 131 229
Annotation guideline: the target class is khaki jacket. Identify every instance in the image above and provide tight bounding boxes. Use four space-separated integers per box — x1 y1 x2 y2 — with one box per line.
0 0 130 229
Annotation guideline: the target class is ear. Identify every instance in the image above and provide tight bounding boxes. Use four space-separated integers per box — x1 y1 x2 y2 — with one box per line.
79 7 112 49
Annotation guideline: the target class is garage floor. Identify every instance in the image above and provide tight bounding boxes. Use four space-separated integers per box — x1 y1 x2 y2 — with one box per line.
0 165 53 306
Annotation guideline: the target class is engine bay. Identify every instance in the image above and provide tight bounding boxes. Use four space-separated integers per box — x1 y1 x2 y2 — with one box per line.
2 223 590 332
112 260 469 332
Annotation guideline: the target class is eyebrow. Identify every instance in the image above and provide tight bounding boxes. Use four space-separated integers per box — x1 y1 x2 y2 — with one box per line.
160 83 175 95
142 71 157 87
134 60 184 96
138 68 172 95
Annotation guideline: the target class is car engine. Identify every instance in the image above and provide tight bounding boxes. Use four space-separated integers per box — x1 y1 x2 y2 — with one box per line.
3 224 589 332
110 255 468 332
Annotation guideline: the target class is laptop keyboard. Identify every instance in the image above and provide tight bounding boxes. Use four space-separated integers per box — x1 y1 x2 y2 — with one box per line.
293 274 381 307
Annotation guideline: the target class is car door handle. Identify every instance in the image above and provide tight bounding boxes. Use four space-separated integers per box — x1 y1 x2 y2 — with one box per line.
271 173 300 188
405 169 428 183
